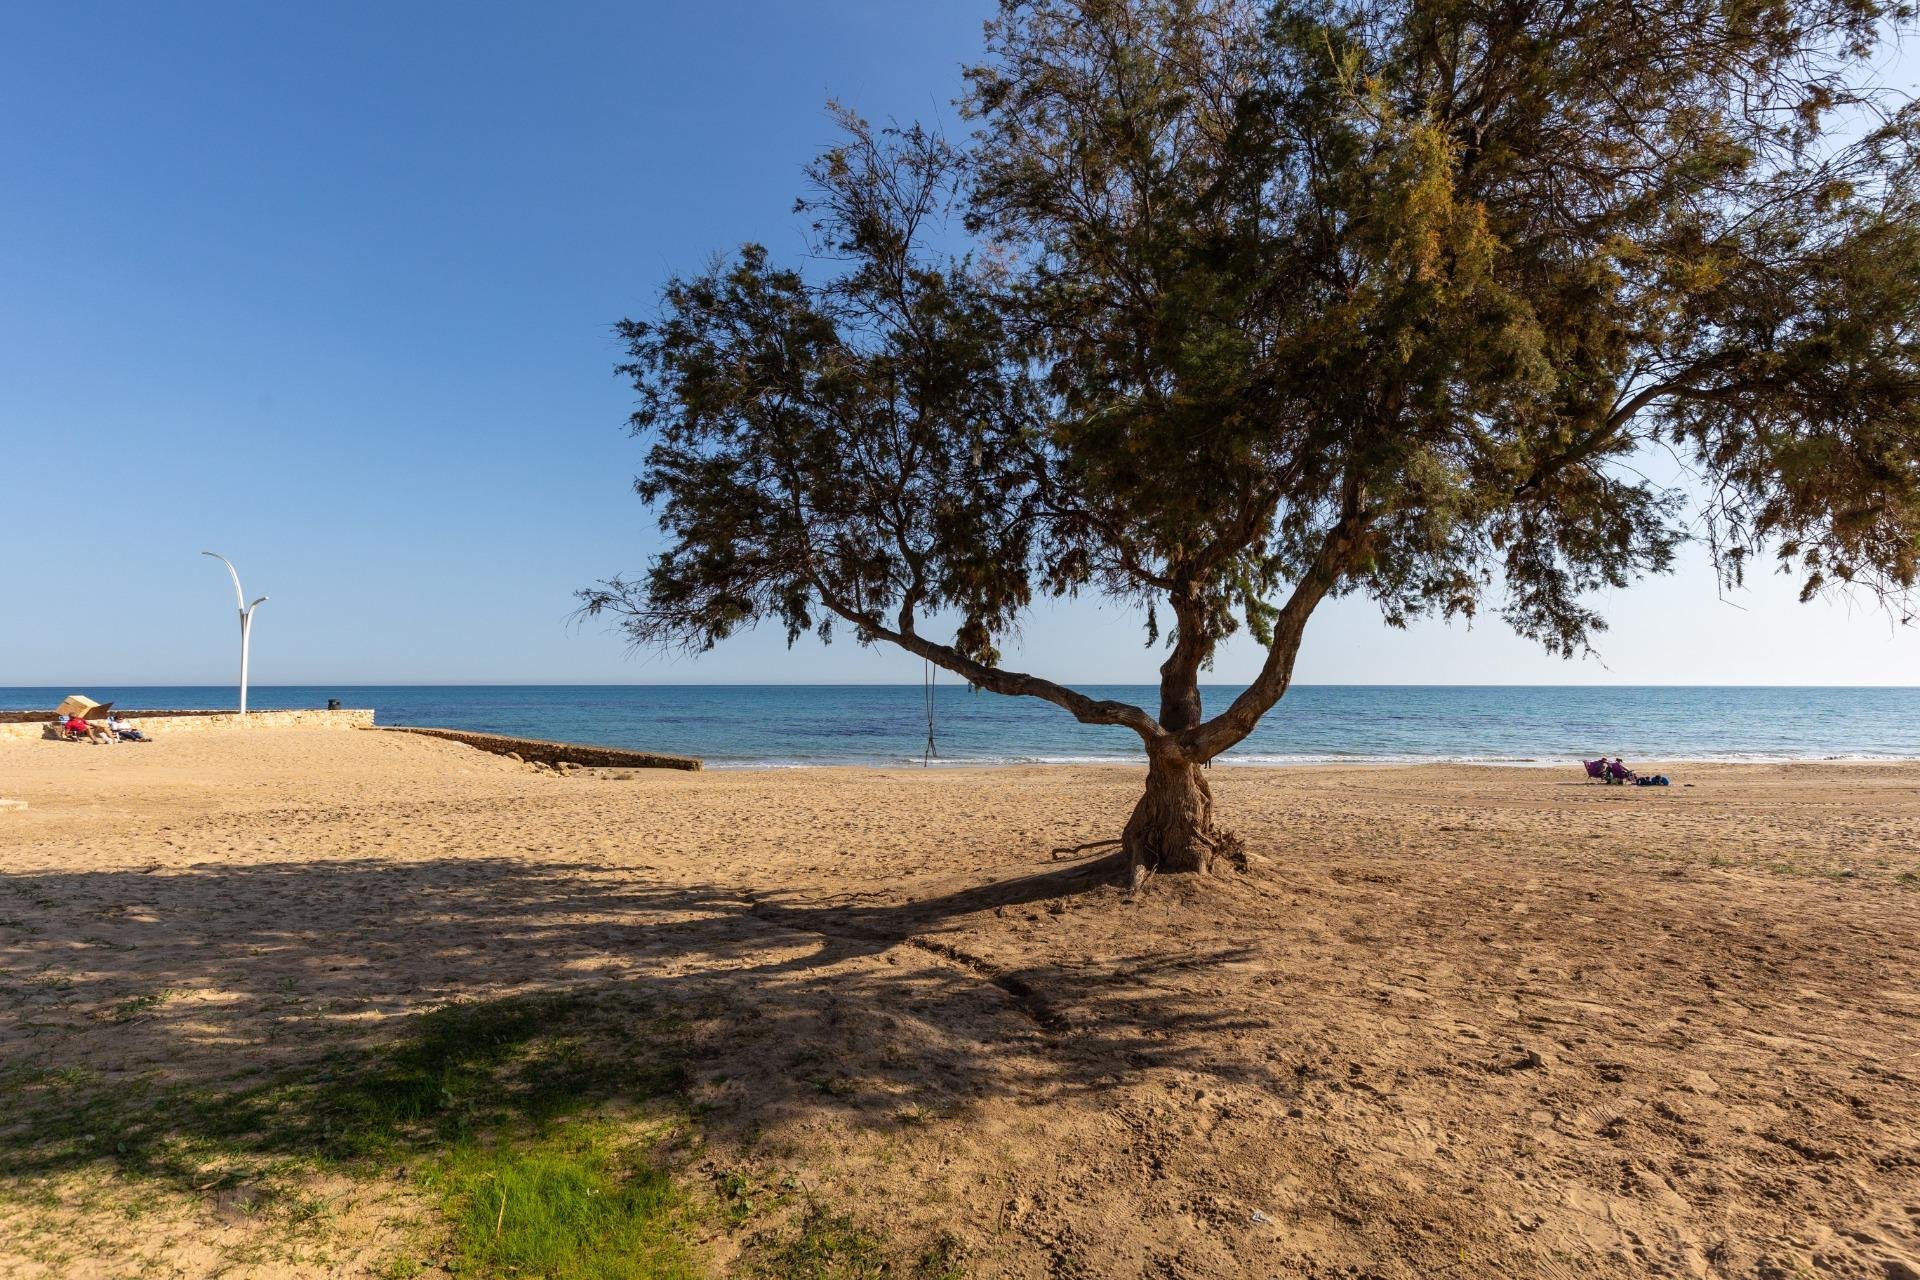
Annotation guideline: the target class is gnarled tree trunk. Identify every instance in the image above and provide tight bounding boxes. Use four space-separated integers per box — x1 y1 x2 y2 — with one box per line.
1122 752 1221 877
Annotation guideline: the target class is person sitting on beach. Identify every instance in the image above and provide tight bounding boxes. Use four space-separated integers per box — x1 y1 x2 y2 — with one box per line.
64 715 116 744
107 714 147 742
1606 757 1635 782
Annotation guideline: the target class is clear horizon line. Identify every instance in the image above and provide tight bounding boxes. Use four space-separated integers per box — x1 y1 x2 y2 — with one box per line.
6 680 1919 691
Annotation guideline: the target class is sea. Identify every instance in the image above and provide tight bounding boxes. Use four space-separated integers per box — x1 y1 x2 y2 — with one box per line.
4 685 1918 768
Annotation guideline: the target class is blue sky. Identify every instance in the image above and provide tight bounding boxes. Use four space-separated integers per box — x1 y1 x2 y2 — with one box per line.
3 2 1916 687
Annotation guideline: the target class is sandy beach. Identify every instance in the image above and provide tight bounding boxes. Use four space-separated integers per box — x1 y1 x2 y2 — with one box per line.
3 728 1918 1278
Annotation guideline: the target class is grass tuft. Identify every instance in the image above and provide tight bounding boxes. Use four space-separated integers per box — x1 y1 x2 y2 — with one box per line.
99 988 179 1023
754 1203 892 1278
748 1203 967 1279
434 1121 698 1280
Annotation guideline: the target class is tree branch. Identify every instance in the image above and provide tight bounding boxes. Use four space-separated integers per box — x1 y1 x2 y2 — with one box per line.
1514 375 1708 500
808 578 1167 742
1176 499 1369 761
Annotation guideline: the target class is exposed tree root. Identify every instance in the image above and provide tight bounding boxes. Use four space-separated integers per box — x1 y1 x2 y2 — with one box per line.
1050 838 1124 860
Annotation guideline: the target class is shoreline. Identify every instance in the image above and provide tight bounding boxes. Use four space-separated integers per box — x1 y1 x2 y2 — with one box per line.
9 728 1919 773
695 751 1920 770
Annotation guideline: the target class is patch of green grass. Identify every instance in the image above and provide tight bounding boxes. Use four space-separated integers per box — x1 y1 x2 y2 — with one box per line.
4 991 700 1279
380 1252 427 1279
433 1121 698 1280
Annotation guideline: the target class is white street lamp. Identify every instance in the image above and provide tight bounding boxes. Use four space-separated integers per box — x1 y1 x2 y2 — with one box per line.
202 552 268 719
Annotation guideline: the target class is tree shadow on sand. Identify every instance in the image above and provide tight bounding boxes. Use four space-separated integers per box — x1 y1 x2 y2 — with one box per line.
0 853 1286 1203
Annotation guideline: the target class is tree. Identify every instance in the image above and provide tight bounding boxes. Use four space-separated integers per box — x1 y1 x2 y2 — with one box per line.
584 0 1920 880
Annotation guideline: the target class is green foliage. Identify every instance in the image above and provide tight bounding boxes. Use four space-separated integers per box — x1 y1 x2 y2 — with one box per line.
586 0 1920 763
602 115 1037 671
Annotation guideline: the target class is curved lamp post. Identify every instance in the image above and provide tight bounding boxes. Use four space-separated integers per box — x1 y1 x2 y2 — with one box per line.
202 552 267 718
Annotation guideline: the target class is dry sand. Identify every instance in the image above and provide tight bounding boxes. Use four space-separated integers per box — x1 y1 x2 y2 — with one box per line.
2 728 1918 1278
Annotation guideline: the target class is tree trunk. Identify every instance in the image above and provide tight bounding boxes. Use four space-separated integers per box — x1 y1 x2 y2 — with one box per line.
1122 752 1220 877
1158 594 1206 733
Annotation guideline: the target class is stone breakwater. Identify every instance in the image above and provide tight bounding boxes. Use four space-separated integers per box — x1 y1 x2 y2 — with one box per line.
378 725 702 771
0 708 375 742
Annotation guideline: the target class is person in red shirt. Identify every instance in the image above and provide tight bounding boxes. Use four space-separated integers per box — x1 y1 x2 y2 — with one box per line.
63 715 116 743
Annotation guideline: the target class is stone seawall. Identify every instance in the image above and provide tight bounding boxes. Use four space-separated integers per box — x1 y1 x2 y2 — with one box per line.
380 725 701 771
0 708 375 742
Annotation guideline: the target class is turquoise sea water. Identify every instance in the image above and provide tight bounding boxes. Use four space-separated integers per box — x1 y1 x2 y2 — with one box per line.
4 685 1918 767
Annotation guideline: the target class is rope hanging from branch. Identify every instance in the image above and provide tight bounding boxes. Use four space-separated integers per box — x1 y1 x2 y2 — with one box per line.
922 655 937 767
